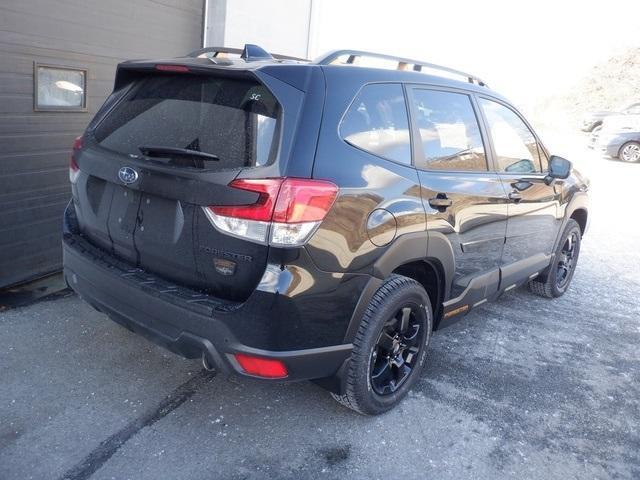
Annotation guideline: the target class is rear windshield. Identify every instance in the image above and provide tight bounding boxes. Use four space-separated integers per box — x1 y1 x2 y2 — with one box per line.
93 74 280 169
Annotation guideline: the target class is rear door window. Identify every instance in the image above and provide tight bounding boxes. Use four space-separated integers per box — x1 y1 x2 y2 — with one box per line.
410 89 487 171
340 83 411 165
93 74 280 170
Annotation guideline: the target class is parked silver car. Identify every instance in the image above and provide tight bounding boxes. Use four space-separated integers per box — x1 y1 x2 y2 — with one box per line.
591 127 640 162
581 102 640 132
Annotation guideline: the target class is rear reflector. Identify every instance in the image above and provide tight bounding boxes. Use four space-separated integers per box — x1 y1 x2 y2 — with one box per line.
155 64 190 73
69 135 82 184
205 178 338 246
234 354 288 378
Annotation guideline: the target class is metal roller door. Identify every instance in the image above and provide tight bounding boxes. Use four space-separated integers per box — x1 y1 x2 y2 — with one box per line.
0 0 204 287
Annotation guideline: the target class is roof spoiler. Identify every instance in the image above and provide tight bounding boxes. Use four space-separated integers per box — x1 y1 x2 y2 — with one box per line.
112 60 256 90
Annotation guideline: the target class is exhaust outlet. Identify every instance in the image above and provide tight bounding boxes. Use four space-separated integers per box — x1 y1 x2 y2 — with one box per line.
201 352 216 372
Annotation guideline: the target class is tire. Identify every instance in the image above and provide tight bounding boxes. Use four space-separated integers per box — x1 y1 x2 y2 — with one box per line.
331 274 433 415
618 141 640 163
528 219 581 298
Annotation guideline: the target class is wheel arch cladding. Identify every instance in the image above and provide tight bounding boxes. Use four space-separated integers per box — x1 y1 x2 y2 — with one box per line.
570 208 588 236
392 259 445 324
354 231 454 335
371 232 428 279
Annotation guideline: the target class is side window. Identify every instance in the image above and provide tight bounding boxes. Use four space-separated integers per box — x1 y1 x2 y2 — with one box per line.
410 89 487 171
340 83 411 165
479 98 542 173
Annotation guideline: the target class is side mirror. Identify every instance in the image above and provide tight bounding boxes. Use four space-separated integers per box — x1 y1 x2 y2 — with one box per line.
547 155 571 182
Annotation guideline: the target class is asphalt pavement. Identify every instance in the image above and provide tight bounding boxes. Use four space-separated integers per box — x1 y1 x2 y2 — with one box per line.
1 144 638 480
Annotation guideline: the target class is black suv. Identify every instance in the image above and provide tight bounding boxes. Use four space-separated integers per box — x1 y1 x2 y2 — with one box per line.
63 45 590 414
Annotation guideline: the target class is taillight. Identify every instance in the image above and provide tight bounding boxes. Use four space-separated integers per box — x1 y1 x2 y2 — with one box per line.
69 136 82 184
211 179 283 221
272 179 339 223
234 354 288 378
270 178 338 246
204 177 338 246
155 64 190 73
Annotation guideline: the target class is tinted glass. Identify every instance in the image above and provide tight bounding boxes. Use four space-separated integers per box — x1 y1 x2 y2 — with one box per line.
411 89 486 171
94 75 280 170
340 83 411 165
479 98 542 173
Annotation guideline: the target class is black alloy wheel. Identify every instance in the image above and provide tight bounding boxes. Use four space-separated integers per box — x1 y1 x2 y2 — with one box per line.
331 275 433 415
556 230 579 290
528 219 582 298
370 304 426 395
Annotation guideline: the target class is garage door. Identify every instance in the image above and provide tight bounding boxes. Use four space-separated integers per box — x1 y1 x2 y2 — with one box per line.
0 0 204 288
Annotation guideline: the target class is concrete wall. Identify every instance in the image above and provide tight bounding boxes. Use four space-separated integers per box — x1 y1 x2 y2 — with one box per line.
0 0 204 287
205 0 313 59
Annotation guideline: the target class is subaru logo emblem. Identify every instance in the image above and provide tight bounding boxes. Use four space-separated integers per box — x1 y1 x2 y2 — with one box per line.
118 166 138 184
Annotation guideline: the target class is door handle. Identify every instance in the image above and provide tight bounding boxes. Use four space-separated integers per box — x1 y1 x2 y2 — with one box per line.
428 195 453 209
508 191 523 202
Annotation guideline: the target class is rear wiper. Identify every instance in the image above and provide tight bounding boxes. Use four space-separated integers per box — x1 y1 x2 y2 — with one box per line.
139 145 219 161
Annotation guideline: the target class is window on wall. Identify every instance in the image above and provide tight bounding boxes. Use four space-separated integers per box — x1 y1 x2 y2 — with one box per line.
478 98 543 173
35 65 86 111
410 89 487 171
340 83 411 165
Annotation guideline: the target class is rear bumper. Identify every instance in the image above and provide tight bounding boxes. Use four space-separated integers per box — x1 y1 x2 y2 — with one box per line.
63 228 352 383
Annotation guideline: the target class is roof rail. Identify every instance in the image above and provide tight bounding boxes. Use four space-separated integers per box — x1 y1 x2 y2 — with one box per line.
315 49 487 87
187 45 309 62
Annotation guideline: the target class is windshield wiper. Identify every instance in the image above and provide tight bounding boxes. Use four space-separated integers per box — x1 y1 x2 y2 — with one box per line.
139 145 219 161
